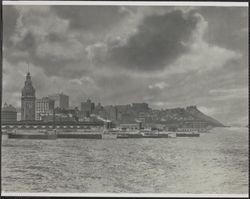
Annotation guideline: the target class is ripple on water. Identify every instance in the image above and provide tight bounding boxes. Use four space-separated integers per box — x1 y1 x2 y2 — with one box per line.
1 127 249 193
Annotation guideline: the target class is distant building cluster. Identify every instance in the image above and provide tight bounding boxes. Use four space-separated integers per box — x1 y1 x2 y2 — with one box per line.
1 72 219 129
48 93 69 109
1 103 17 123
35 97 54 120
10 72 152 125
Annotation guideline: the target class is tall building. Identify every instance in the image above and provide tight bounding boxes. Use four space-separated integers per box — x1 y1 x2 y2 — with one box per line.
81 99 95 117
104 105 118 121
35 97 55 120
21 72 36 121
132 103 149 112
48 92 69 109
1 103 17 123
116 104 131 113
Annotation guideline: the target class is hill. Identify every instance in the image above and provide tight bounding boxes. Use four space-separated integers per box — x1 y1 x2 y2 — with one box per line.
185 106 225 127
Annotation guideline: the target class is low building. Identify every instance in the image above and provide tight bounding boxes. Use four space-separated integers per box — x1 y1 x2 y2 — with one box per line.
42 107 79 122
119 122 142 130
77 111 86 122
41 114 76 123
17 112 21 121
35 97 55 120
1 103 17 123
148 123 167 131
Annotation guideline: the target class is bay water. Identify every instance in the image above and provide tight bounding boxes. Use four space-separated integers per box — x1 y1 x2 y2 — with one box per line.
1 127 248 194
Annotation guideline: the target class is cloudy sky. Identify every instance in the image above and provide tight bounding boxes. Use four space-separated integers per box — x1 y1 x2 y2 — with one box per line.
2 4 248 126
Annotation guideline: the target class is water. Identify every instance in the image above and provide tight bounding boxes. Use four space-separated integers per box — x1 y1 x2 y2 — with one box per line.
1 127 248 194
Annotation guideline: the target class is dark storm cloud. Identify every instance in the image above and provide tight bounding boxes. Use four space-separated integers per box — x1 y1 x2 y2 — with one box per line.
3 5 19 46
4 35 84 78
45 32 66 43
3 31 36 64
3 9 86 78
196 7 248 52
17 31 37 51
2 5 248 126
4 30 62 71
31 57 83 78
104 10 200 71
194 7 248 83
2 5 131 79
52 6 128 32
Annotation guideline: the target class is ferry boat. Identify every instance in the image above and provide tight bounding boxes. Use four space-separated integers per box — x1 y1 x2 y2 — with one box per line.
117 133 143 139
117 130 143 139
140 131 160 138
57 131 102 139
166 132 176 138
176 131 200 137
198 126 213 133
101 130 118 139
7 129 58 140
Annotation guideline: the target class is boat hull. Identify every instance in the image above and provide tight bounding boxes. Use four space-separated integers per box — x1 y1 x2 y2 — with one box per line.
176 133 200 137
57 133 102 139
117 133 143 139
157 134 170 138
102 134 117 139
8 133 57 140
117 133 170 139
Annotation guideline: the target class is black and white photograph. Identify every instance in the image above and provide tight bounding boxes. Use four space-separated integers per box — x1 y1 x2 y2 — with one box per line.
1 1 249 197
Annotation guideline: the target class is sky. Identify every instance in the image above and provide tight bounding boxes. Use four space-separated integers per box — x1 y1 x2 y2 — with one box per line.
2 4 248 126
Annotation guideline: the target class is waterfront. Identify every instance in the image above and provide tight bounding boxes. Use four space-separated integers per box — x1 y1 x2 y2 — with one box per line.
1 127 248 194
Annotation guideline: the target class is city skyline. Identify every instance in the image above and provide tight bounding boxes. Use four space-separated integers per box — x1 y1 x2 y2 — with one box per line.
2 5 248 126
2 71 208 111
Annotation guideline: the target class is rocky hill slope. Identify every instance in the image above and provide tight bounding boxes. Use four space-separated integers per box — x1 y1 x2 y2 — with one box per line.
185 106 225 127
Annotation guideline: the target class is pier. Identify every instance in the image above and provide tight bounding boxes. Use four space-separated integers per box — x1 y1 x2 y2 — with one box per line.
1 121 104 130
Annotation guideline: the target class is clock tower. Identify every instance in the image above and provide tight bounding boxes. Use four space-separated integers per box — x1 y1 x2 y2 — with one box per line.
21 72 36 121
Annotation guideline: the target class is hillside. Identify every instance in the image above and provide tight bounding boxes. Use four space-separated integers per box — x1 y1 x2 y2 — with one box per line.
185 106 225 127
94 103 225 128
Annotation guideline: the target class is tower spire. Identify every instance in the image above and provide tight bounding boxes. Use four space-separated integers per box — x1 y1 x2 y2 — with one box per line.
21 62 36 121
